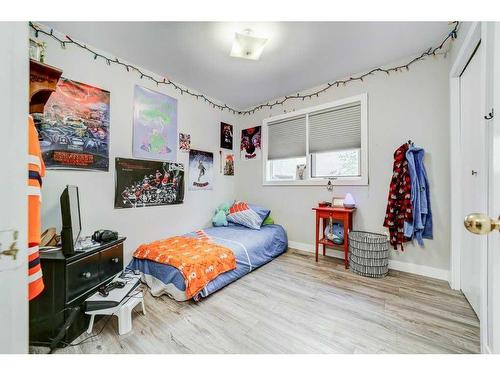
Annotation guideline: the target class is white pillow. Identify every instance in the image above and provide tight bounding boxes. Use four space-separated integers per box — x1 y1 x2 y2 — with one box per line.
227 201 263 230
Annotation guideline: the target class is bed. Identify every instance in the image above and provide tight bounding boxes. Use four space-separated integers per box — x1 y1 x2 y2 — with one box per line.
127 223 288 301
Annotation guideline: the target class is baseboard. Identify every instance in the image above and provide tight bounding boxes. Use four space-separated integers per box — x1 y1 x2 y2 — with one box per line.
483 343 492 354
288 240 450 281
387 259 450 281
288 240 345 259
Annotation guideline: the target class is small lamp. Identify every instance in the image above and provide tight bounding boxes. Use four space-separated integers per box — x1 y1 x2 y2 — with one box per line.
344 193 356 208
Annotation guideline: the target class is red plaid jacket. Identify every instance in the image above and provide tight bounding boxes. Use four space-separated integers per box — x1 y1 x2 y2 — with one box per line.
383 143 413 250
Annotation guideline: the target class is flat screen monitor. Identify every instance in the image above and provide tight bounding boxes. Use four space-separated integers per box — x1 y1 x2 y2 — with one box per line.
60 185 82 255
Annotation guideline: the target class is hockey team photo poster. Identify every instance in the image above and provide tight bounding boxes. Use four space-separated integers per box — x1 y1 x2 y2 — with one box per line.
35 77 110 171
188 149 214 190
114 157 184 208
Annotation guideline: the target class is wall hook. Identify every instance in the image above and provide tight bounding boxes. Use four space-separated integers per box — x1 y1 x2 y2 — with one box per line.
485 108 494 120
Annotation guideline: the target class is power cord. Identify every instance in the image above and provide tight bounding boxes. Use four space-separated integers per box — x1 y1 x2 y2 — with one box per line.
34 287 145 353
59 289 144 349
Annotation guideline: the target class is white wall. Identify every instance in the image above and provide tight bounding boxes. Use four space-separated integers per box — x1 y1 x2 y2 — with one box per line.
35 25 453 276
449 22 473 70
234 55 451 274
36 29 238 263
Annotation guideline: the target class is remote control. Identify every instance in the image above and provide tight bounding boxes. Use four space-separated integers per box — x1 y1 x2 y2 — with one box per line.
98 281 126 297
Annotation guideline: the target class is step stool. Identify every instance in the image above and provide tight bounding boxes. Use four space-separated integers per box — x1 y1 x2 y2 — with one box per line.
86 291 146 335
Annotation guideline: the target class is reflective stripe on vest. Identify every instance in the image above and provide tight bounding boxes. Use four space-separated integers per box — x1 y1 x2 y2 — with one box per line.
28 116 45 301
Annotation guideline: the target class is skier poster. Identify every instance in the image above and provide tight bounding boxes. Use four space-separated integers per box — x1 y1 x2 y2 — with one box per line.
188 149 213 190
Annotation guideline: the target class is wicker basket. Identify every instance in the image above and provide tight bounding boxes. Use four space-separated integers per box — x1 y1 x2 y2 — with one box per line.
348 231 389 278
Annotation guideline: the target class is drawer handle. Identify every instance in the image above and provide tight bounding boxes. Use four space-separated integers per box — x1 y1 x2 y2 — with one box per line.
82 272 92 279
111 257 120 263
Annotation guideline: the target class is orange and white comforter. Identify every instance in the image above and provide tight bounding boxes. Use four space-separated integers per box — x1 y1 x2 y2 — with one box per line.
133 235 236 299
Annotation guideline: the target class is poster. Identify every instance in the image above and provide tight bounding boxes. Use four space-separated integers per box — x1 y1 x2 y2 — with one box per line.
220 122 233 150
35 77 110 171
240 126 262 160
179 133 190 152
222 151 234 176
133 85 177 161
189 149 214 190
115 157 184 208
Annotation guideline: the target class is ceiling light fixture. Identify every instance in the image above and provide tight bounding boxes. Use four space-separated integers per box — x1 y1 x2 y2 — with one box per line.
230 29 268 61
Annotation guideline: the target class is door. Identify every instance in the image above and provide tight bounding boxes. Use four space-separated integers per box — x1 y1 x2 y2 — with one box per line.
460 43 485 317
463 22 500 354
0 22 29 353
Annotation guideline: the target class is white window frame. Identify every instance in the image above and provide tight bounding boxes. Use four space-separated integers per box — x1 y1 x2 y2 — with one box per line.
262 93 368 186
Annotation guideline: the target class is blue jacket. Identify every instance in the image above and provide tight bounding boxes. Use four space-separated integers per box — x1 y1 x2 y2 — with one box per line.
404 146 433 245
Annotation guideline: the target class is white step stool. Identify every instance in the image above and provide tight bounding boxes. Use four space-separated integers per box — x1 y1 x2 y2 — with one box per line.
85 275 146 335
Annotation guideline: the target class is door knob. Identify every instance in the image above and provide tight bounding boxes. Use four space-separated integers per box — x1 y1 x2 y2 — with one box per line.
464 213 500 235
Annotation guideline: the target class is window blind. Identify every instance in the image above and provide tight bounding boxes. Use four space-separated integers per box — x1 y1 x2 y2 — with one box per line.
308 103 361 153
268 115 306 160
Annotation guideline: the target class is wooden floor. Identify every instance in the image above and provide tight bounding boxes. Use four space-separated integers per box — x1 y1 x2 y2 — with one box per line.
43 249 480 354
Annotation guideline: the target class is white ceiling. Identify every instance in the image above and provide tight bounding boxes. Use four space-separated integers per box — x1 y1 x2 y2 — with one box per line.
42 22 450 110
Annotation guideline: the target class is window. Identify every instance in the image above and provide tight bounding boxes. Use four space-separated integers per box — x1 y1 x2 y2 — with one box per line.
266 114 307 181
267 157 307 180
263 94 368 185
311 149 360 178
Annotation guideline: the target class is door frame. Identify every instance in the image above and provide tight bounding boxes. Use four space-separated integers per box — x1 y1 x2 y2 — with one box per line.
483 22 498 354
449 21 492 353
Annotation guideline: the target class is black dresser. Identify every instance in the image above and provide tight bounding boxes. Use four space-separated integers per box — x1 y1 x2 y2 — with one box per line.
29 238 126 346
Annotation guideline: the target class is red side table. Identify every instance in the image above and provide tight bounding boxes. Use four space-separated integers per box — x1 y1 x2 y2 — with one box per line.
312 206 356 268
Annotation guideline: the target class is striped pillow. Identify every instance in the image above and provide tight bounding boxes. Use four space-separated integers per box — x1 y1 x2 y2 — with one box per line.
227 201 263 230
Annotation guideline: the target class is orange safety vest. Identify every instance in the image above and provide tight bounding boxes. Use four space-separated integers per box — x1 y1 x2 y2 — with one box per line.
28 115 45 300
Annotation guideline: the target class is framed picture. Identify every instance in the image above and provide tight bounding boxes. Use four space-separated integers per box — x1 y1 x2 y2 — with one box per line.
133 85 178 162
222 151 234 176
220 122 233 150
188 149 214 190
240 126 262 160
332 197 345 208
35 77 111 171
29 38 45 62
114 157 184 208
296 164 306 180
179 133 190 153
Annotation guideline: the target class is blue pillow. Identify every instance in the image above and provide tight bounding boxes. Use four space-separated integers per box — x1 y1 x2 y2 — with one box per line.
248 204 271 222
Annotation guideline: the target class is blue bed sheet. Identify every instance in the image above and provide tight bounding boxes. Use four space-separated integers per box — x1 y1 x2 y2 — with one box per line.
126 224 288 301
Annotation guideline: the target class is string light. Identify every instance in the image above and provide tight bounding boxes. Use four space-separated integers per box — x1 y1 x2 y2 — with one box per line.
29 21 459 116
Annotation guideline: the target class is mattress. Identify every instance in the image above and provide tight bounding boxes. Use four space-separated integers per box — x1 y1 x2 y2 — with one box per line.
126 224 288 301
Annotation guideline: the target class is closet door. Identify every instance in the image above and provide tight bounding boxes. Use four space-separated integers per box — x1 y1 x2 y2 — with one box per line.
0 22 29 353
460 43 485 317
